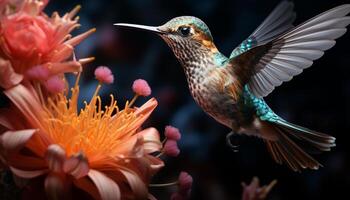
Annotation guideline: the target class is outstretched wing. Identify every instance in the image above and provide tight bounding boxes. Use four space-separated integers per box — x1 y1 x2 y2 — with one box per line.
230 1 296 58
229 3 350 98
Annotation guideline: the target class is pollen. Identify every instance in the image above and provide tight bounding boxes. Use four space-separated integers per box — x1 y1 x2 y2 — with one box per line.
42 75 141 158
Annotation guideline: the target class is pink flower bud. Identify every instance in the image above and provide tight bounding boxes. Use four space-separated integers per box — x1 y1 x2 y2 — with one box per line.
132 79 151 96
170 172 193 199
26 65 50 80
170 192 186 200
178 172 193 193
163 139 180 157
94 66 114 84
1 12 54 60
45 76 65 93
165 125 181 141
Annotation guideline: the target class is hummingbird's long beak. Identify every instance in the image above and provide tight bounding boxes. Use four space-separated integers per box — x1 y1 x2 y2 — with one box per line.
114 23 164 34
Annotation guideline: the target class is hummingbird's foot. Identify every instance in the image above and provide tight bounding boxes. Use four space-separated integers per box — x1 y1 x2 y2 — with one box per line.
226 131 240 152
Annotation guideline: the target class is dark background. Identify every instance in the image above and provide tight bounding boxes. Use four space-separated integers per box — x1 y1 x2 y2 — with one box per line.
45 0 350 199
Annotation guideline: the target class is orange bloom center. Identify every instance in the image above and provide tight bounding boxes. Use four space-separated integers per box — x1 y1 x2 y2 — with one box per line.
41 77 143 159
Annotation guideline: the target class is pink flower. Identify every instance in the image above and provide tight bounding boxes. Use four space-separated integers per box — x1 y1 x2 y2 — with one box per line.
171 193 185 200
241 177 277 200
2 12 54 60
163 140 180 157
26 65 49 80
165 125 181 141
132 79 152 96
44 76 65 93
0 0 94 88
171 172 193 200
94 66 114 84
0 0 24 17
178 172 193 193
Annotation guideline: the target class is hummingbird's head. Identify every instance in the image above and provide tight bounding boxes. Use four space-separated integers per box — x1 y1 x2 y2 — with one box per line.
115 16 218 61
157 16 214 48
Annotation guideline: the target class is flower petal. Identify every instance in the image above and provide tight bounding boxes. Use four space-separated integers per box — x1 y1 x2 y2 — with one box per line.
63 152 90 179
0 107 28 130
0 104 30 132
119 169 148 199
123 98 158 134
50 44 73 62
107 135 138 156
88 169 121 200
47 61 82 77
65 28 96 47
21 0 46 15
145 155 165 173
138 127 162 154
148 194 157 200
25 131 52 158
132 137 145 158
0 59 23 89
8 154 47 170
10 166 47 178
45 144 66 173
134 98 158 117
73 177 100 200
45 173 67 200
0 129 36 152
4 84 47 130
0 108 14 130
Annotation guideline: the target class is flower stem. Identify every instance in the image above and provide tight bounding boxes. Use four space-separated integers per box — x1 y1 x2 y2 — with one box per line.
161 138 167 144
149 181 178 187
128 95 139 107
156 152 164 158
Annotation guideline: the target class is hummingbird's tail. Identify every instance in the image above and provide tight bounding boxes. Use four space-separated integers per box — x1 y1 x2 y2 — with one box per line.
260 119 335 172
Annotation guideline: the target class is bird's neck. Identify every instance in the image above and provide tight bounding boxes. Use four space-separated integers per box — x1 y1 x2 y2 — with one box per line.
170 42 227 81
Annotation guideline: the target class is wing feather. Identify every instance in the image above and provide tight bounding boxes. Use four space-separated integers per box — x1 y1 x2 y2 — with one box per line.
281 40 335 50
252 1 296 42
230 1 296 58
229 4 350 97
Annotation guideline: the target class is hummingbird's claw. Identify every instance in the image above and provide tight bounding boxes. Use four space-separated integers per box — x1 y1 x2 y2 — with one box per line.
226 131 240 152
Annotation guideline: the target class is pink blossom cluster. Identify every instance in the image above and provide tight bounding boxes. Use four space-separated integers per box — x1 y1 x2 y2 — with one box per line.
0 1 193 199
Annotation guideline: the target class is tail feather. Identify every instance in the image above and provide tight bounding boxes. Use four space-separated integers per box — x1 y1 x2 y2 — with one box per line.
276 126 321 170
276 120 336 151
262 120 336 172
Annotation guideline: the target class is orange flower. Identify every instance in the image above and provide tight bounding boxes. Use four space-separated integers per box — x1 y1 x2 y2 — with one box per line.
0 0 94 88
0 73 164 199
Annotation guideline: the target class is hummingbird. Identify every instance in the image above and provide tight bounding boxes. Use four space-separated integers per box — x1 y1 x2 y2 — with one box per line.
115 1 350 171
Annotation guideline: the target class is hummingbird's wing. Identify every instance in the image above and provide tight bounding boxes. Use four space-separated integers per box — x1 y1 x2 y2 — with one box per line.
229 1 296 58
228 3 350 98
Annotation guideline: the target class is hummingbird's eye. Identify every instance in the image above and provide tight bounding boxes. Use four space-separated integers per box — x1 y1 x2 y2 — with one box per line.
178 26 192 37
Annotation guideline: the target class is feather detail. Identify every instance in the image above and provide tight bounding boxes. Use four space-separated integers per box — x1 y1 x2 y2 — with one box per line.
260 119 335 172
228 4 350 98
230 1 296 58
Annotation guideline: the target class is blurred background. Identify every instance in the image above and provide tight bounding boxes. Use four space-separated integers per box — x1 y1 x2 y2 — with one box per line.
45 0 350 199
